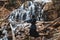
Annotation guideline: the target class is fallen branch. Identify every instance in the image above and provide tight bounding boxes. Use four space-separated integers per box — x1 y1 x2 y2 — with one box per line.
43 17 60 30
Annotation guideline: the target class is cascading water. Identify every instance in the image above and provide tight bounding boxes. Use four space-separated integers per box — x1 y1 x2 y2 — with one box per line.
0 26 8 40
0 0 52 40
8 0 52 40
8 1 46 23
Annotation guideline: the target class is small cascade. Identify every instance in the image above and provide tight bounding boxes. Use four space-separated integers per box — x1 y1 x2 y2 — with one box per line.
8 0 52 39
8 0 52 31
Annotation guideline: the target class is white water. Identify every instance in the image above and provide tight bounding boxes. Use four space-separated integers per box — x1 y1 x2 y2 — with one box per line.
9 1 43 22
0 27 8 40
9 0 52 22
7 0 52 40
8 0 52 36
0 0 53 40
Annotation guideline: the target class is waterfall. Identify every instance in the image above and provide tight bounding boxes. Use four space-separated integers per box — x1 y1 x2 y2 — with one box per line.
8 1 35 22
0 26 8 40
0 0 53 40
8 0 53 30
8 1 46 33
